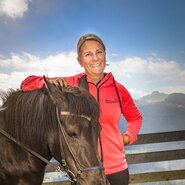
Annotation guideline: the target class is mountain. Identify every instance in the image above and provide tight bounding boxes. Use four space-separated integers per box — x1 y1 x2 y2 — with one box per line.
138 91 168 104
138 91 185 107
138 92 185 134
119 92 185 134
164 93 185 107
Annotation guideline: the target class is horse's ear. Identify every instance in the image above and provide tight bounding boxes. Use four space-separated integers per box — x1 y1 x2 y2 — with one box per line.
43 75 59 104
43 75 52 91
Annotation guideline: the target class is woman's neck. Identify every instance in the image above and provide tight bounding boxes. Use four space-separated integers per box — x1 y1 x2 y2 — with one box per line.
87 73 104 85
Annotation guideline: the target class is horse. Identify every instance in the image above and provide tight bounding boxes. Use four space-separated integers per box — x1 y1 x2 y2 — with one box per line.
0 77 108 185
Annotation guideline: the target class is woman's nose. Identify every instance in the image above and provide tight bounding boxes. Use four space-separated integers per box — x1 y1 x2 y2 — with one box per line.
92 53 98 61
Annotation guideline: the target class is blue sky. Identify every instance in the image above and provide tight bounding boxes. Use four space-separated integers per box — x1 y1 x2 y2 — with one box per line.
0 0 185 98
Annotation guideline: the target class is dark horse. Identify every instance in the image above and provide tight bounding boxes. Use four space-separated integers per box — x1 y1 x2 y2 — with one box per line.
0 78 108 185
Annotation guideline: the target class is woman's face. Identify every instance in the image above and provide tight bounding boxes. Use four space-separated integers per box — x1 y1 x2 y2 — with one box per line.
77 40 106 78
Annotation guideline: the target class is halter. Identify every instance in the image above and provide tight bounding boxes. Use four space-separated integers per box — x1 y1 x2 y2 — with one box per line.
60 111 91 121
0 107 104 184
56 107 104 184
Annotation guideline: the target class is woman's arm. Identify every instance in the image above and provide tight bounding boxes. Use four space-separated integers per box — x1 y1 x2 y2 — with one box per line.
20 75 68 92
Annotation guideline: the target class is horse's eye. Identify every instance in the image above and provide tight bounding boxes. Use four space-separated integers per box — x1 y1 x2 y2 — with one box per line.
67 131 78 138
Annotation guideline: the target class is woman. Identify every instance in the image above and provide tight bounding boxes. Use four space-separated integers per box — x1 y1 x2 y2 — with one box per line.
21 33 142 185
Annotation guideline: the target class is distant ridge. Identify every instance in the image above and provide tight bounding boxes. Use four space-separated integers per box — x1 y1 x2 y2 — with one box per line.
133 91 185 134
138 91 168 104
138 91 185 107
164 93 185 107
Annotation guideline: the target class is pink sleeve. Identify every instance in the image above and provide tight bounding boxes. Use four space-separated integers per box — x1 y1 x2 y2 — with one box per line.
20 73 84 92
65 73 84 86
65 76 80 86
118 84 142 144
20 75 47 92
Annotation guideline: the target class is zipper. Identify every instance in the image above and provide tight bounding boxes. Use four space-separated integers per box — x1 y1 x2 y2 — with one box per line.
96 76 110 103
94 77 110 163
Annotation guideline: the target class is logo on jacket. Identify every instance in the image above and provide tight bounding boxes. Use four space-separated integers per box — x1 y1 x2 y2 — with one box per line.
105 99 119 104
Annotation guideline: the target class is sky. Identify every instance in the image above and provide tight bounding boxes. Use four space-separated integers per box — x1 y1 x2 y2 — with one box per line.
0 0 185 98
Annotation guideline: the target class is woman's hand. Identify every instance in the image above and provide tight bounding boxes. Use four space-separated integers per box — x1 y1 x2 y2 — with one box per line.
49 77 68 87
122 134 130 145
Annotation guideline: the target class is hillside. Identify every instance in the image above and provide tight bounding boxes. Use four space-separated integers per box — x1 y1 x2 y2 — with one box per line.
138 92 185 134
164 93 185 107
119 92 185 134
138 91 168 104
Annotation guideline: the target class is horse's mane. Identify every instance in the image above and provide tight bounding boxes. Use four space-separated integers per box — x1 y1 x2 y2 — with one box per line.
0 88 56 150
0 86 99 150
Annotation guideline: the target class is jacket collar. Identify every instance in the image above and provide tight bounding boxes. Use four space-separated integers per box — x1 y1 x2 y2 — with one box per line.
86 72 114 87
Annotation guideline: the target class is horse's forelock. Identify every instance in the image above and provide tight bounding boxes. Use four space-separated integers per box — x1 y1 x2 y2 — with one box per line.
62 87 100 120
62 86 81 96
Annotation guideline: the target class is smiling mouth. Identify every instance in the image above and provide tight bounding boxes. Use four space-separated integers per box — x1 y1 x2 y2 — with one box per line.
91 63 101 67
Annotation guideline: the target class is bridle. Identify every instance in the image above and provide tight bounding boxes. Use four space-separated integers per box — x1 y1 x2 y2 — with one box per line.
0 106 104 184
56 107 104 184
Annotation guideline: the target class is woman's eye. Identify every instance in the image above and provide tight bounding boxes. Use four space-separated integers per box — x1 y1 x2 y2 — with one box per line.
85 53 91 57
67 131 78 138
97 50 104 55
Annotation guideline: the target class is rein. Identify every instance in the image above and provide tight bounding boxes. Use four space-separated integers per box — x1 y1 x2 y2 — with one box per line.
0 126 63 174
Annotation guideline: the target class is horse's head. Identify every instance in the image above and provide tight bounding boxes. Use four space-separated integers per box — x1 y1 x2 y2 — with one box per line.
44 77 109 185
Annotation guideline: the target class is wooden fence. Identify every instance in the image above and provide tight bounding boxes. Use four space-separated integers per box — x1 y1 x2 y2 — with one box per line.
127 130 185 184
43 130 185 184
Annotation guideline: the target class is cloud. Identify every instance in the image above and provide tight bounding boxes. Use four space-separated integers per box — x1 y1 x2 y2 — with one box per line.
0 52 185 98
109 56 185 80
0 52 82 91
0 0 30 19
108 56 185 97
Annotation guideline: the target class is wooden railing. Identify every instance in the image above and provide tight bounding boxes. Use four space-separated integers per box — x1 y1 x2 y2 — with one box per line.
43 130 185 184
127 130 185 184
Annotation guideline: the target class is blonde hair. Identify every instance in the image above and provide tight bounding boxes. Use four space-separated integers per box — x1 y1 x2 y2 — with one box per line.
77 33 106 53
